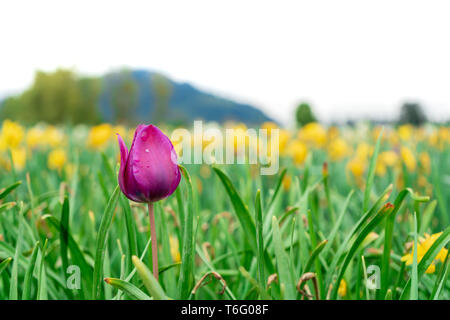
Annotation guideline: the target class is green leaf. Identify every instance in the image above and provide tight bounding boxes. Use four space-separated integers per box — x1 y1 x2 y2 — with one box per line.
266 167 287 212
37 239 48 300
255 189 266 297
22 241 40 300
363 128 383 212
330 203 393 299
0 181 22 200
213 166 256 250
239 266 271 300
92 185 120 299
272 216 296 300
304 240 328 274
0 257 12 276
177 165 195 299
400 226 450 299
104 277 151 300
132 256 169 300
326 184 393 286
379 188 429 298
411 212 419 300
60 196 70 286
9 203 24 300
430 250 449 300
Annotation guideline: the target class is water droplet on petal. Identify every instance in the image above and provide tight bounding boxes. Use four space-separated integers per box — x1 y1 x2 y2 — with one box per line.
145 148 150 153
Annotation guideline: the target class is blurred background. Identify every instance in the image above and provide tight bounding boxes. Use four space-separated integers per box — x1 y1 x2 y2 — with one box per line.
1 0 450 127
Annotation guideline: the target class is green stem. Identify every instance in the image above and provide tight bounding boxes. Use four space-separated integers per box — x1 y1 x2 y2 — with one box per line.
148 202 159 281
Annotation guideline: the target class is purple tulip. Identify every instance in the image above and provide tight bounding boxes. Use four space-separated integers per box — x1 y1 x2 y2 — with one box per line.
117 124 181 203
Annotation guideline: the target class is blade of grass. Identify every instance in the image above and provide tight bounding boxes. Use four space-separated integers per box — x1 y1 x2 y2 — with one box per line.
254 189 266 296
132 256 169 300
363 128 383 212
400 226 450 299
272 216 296 300
104 277 151 300
0 257 12 276
92 185 120 299
37 239 48 300
429 250 449 300
0 181 22 200
326 184 393 286
9 203 23 300
22 241 40 300
177 166 195 299
411 212 419 300
330 203 393 299
379 188 429 298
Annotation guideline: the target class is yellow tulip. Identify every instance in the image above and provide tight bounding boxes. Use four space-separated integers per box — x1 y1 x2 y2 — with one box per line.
48 148 67 171
338 279 347 297
11 147 26 171
287 140 308 165
0 120 24 149
401 232 448 274
87 124 114 149
401 147 416 172
298 122 327 148
328 138 350 161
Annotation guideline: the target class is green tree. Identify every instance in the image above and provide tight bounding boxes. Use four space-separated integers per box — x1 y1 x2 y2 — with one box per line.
0 69 101 124
295 102 317 127
109 71 138 124
398 102 427 126
151 74 172 124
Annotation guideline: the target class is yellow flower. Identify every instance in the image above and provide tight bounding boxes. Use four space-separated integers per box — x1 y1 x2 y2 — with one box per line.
380 150 399 167
43 126 65 147
169 236 181 263
48 148 67 171
419 152 431 174
298 122 327 148
26 127 45 148
327 126 340 141
278 129 291 155
401 147 416 172
398 125 413 141
328 138 349 161
347 157 365 178
11 147 26 171
401 232 448 274
287 140 308 165
355 142 372 160
375 161 387 176
338 279 347 297
282 174 292 191
0 120 24 149
87 124 114 149
261 121 278 135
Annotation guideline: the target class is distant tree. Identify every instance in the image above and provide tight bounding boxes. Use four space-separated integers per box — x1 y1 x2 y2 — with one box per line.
295 102 317 127
399 102 427 126
151 74 172 124
109 71 138 124
0 69 101 124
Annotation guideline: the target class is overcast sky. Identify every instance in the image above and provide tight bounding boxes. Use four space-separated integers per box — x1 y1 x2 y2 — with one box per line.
1 0 450 125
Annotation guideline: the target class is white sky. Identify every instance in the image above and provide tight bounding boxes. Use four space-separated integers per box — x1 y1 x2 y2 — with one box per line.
1 0 450 125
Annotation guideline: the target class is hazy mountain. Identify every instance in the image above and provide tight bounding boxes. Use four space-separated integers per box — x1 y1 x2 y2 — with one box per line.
99 70 273 125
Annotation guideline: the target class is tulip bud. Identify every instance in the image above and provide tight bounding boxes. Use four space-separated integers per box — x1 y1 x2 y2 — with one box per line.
117 124 181 203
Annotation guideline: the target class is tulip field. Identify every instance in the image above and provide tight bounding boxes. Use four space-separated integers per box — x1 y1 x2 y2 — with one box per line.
0 120 449 300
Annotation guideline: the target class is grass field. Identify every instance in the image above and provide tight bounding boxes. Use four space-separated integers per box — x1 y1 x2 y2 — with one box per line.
0 120 448 300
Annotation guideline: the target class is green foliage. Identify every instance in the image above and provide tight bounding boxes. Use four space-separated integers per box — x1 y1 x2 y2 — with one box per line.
295 102 317 127
0 69 101 124
399 102 427 126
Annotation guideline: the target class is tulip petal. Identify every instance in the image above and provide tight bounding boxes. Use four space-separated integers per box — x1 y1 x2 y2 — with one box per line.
127 124 180 202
